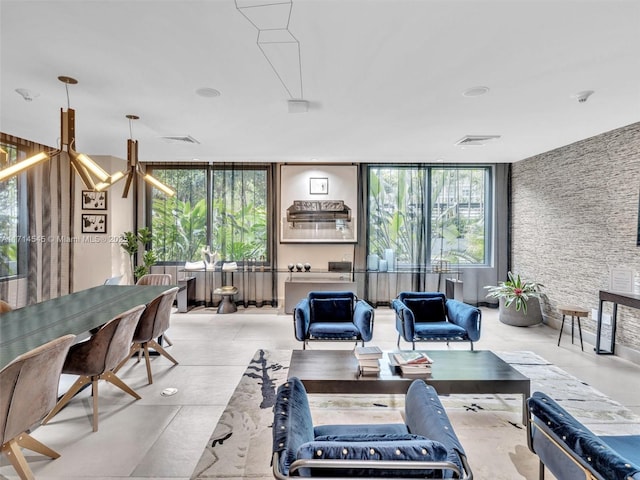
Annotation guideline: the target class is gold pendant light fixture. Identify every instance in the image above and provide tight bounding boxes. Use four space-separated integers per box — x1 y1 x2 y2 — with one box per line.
0 76 114 190
108 115 175 198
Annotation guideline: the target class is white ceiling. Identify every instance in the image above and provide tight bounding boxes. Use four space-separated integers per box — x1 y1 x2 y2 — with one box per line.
1 0 639 165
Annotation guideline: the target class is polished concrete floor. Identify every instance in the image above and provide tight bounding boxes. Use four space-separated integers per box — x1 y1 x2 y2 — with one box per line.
1 305 639 479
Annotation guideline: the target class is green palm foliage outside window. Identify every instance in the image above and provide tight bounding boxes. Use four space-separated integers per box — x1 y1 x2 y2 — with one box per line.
0 143 20 278
368 166 490 268
150 166 268 263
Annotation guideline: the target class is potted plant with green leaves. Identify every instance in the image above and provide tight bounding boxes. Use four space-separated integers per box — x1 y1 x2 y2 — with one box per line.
485 271 544 326
121 227 157 283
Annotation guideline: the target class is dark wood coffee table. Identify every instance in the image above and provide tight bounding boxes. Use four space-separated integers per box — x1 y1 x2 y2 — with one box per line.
288 349 530 424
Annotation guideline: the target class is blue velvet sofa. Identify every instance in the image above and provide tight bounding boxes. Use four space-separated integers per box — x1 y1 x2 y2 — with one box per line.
293 291 374 349
392 292 481 350
527 391 640 480
272 377 472 478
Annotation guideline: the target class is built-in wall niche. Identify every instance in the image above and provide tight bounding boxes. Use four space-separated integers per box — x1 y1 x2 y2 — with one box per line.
280 164 358 244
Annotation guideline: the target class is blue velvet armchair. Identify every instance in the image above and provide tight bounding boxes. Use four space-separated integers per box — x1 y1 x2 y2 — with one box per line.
392 292 481 350
272 377 472 478
527 391 640 480
293 291 374 349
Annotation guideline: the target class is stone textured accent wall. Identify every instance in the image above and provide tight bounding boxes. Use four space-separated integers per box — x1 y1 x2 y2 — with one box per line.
511 122 640 355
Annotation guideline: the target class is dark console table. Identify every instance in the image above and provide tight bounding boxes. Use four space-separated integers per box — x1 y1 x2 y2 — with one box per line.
595 290 640 355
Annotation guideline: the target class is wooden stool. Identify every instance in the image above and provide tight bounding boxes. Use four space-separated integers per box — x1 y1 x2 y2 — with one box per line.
557 305 588 351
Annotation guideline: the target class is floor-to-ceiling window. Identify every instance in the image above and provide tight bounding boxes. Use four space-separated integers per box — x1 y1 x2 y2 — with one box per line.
365 164 492 303
148 163 275 307
149 164 270 264
0 142 27 279
368 165 491 268
148 167 208 262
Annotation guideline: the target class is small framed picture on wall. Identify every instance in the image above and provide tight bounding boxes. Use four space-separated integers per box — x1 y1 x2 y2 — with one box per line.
82 214 107 233
82 190 107 210
309 177 328 195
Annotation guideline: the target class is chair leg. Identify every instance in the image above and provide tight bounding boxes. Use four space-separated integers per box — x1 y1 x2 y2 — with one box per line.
113 343 142 374
42 375 91 425
539 460 545 480
100 371 141 401
91 377 99 432
161 334 173 346
146 339 179 383
16 432 60 460
142 343 153 384
396 334 401 348
2 437 36 480
470 341 474 351
412 341 416 350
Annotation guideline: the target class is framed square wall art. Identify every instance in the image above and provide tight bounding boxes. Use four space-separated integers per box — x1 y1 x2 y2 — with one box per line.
280 165 357 243
82 214 107 234
309 177 328 194
82 190 107 210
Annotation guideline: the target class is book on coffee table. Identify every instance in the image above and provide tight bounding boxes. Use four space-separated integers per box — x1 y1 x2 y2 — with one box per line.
390 351 433 376
392 351 433 365
354 345 383 359
355 346 382 376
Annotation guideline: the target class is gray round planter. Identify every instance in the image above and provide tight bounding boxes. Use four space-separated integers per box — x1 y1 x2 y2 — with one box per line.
499 297 543 326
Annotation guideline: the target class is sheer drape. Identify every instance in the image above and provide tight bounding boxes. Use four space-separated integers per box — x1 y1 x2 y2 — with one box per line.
361 164 499 306
0 134 73 307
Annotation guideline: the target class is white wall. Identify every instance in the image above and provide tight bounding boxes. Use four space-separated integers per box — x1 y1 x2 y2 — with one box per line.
72 155 134 290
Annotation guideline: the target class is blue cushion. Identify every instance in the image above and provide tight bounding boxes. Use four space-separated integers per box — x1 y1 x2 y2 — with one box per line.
403 297 446 323
600 435 640 466
315 424 409 437
315 433 428 442
310 297 353 323
308 322 360 340
414 321 467 340
296 438 449 477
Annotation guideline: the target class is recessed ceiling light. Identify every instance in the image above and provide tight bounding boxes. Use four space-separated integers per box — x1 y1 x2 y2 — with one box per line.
462 86 490 97
571 90 594 103
455 135 501 147
196 87 221 98
15 88 39 101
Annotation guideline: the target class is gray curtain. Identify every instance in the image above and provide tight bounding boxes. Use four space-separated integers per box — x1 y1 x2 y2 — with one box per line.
0 134 73 307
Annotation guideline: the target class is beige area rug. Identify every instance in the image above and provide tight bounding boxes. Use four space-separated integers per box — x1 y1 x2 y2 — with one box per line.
190 350 640 480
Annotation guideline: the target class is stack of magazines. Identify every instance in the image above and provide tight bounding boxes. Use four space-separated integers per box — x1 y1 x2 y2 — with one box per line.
392 351 434 376
354 345 383 376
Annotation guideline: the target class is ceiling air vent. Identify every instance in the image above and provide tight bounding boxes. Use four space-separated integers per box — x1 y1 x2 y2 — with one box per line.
455 135 501 147
160 135 200 144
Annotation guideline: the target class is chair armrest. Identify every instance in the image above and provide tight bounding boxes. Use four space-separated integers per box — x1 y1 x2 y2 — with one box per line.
293 298 311 341
404 380 467 475
527 391 640 480
446 300 481 342
353 300 374 342
391 298 415 342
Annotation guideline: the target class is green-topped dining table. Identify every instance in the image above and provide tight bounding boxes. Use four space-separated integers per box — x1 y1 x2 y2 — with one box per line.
0 284 173 369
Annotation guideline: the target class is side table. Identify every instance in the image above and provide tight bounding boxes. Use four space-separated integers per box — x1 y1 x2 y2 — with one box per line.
213 286 238 314
557 305 588 351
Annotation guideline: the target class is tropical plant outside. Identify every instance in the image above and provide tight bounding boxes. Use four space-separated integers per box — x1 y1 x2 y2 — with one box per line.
0 143 19 277
148 165 489 269
150 167 268 264
368 166 488 268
